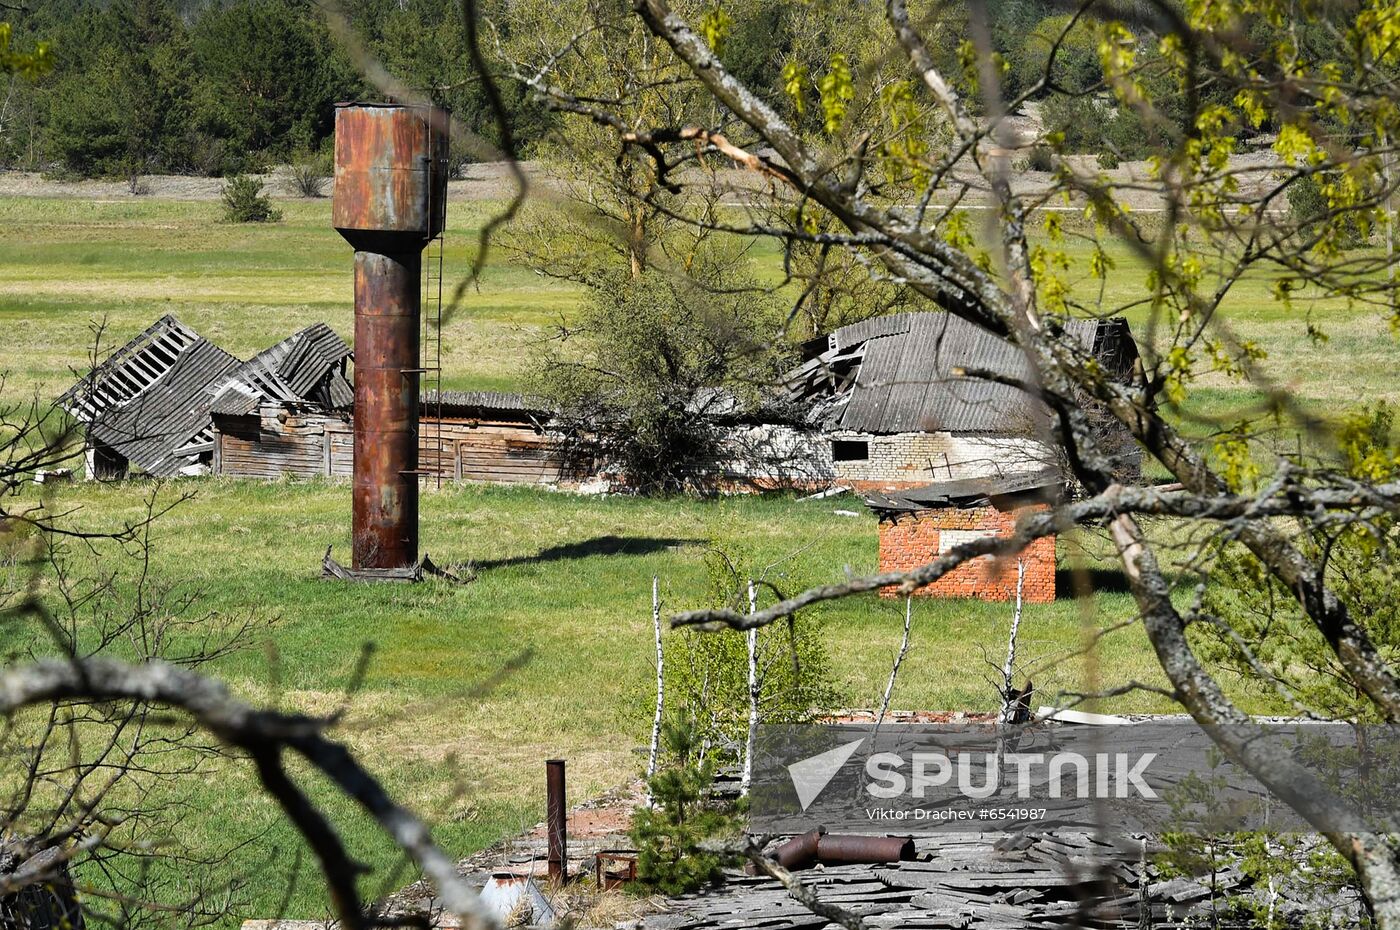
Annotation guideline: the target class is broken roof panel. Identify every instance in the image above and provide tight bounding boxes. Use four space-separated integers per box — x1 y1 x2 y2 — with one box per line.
63 315 354 476
59 314 202 423
831 312 916 352
209 382 262 417
276 323 354 398
217 323 352 408
801 312 1129 435
862 467 1065 515
83 338 241 476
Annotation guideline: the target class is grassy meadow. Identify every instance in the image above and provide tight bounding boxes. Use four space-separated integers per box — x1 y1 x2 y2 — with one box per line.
0 189 1396 921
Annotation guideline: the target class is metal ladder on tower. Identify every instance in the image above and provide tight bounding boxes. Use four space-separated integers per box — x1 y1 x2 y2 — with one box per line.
422 230 445 490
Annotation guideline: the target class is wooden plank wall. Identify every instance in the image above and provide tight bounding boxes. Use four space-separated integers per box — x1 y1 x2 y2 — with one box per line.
214 410 563 485
216 412 334 479
440 421 561 484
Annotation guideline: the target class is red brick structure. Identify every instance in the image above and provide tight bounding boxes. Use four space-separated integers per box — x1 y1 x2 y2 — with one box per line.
865 471 1061 603
877 505 1055 602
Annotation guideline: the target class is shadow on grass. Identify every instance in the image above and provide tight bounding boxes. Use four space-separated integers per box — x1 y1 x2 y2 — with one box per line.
1055 565 1131 596
470 534 701 572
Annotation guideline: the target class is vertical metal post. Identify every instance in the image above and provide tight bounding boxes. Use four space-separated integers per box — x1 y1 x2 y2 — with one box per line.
546 759 567 882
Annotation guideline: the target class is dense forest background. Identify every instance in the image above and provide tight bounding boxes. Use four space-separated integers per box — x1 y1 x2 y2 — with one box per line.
0 0 1209 180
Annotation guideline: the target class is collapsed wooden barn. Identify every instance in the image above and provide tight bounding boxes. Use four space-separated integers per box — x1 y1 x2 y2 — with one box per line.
62 310 1143 505
59 314 352 479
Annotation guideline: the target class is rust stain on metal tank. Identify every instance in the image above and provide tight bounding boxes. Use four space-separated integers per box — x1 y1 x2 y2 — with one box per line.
333 104 448 246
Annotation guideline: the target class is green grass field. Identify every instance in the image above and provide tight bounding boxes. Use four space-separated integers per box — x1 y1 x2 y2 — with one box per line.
0 190 1396 922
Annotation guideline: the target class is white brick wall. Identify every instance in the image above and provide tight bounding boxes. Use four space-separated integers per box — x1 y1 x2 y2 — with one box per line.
708 425 1054 488
827 430 1055 486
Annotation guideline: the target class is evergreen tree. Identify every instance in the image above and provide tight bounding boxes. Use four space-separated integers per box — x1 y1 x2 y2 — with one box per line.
629 715 742 895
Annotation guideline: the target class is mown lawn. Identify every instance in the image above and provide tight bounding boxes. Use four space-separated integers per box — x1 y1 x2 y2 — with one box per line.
0 190 1396 922
0 195 580 397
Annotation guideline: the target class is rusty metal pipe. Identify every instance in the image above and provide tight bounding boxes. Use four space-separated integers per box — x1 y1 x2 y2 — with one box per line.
757 829 914 872
814 834 916 865
772 827 826 870
546 759 567 882
351 250 419 569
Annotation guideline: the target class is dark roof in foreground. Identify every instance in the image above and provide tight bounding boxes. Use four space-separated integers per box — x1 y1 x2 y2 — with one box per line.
784 312 1139 435
863 467 1065 515
639 830 1350 930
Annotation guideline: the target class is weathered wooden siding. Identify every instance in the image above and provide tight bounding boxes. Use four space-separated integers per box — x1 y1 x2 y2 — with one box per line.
440 421 561 484
216 411 339 479
213 408 563 485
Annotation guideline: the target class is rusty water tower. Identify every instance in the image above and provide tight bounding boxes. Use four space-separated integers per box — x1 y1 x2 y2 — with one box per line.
330 103 448 575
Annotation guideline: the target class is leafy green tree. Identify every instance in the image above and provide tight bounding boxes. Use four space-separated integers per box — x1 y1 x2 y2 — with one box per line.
531 243 784 492
364 0 551 161
503 0 1400 917
0 19 51 167
659 531 844 765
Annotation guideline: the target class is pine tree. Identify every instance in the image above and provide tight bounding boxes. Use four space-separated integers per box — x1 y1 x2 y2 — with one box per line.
629 715 742 895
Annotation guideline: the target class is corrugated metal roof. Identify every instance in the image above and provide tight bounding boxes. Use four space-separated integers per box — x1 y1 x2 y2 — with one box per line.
209 382 261 417
63 316 354 474
218 323 351 406
276 323 353 397
424 390 552 416
822 312 1111 434
831 314 916 352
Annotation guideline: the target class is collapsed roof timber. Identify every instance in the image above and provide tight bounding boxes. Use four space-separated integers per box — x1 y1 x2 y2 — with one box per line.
59 314 353 477
59 311 1140 490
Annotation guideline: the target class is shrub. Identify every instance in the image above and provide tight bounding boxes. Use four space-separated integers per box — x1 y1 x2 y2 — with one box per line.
1096 149 1120 169
447 133 476 180
1039 95 1102 152
1015 15 1102 96
1287 172 1365 250
187 132 231 178
530 250 782 493
1102 106 1154 161
221 175 281 223
283 151 330 197
1027 145 1055 172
